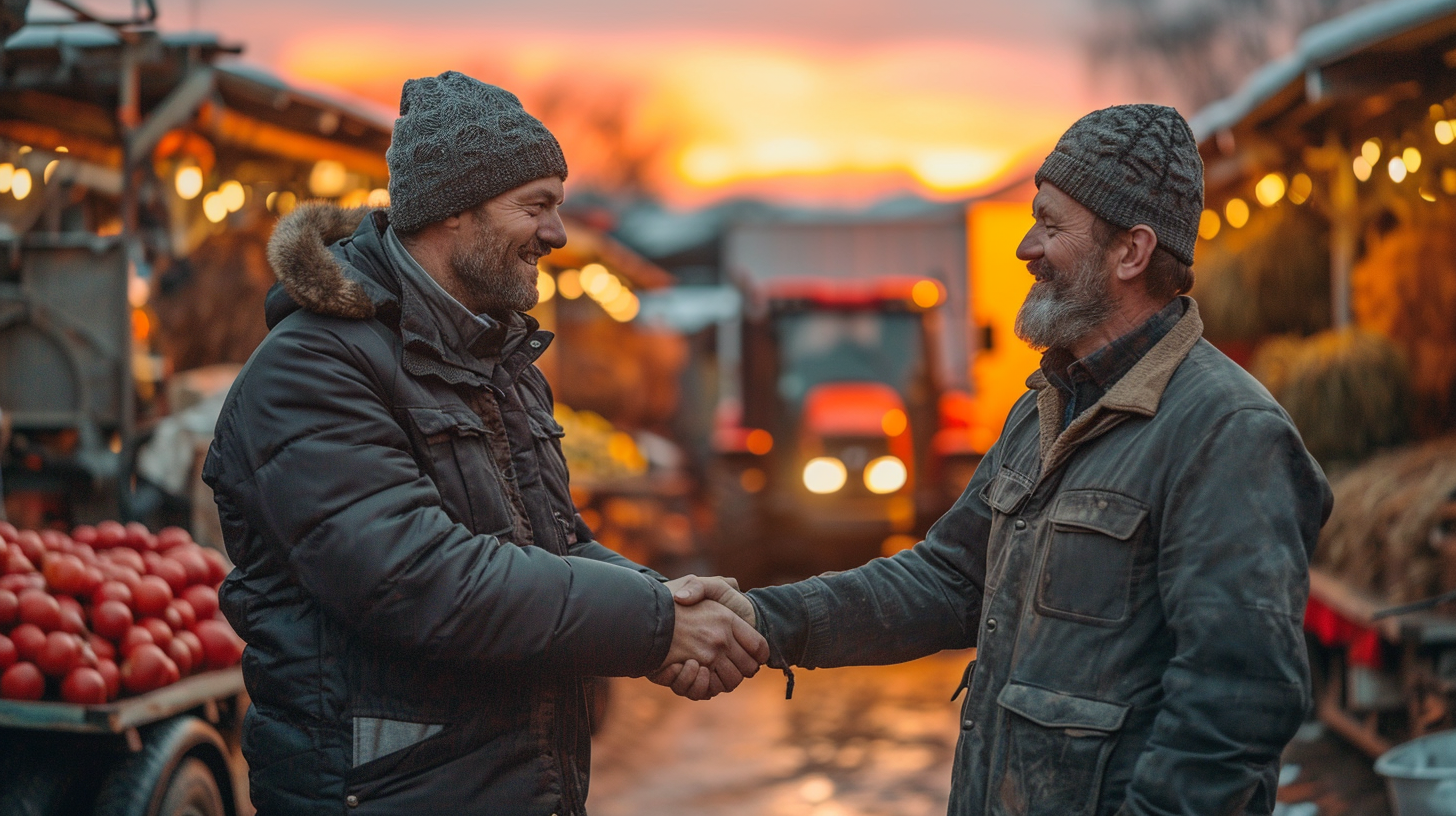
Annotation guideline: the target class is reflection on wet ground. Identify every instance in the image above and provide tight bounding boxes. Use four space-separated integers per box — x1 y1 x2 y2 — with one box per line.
591 649 1395 816
590 650 972 816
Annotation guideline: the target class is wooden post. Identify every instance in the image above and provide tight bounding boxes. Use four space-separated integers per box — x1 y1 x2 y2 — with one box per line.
1329 140 1358 330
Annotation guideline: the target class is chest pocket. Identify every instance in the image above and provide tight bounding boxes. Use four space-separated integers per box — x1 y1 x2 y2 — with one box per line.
1036 489 1148 626
405 406 515 537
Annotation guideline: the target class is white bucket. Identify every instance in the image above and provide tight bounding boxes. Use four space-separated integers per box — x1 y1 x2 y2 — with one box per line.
1376 731 1456 816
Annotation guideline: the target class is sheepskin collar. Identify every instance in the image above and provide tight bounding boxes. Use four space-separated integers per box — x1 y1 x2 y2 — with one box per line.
265 202 383 322
1027 296 1204 471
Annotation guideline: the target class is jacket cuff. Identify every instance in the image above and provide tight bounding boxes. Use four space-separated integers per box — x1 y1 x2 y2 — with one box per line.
747 581 828 669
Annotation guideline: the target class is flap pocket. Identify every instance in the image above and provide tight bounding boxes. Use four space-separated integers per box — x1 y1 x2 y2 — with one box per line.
526 409 566 439
996 682 1129 732
1048 490 1147 540
981 466 1034 515
406 406 487 439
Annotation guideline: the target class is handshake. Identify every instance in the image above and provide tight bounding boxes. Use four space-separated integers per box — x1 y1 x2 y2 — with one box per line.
648 575 768 701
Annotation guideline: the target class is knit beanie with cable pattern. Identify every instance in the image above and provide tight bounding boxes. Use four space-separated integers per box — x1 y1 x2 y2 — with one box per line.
1034 104 1203 266
386 71 567 234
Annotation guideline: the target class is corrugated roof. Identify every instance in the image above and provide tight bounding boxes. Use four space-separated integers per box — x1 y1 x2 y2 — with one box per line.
1189 0 1456 142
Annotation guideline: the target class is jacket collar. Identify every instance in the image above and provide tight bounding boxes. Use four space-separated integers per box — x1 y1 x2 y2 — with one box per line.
1028 296 1204 470
264 202 552 385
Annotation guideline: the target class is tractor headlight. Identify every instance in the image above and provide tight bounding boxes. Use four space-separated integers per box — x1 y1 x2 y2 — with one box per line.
803 457 848 494
864 455 908 494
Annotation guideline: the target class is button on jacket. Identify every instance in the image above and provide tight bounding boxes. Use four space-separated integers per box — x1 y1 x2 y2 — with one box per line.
749 298 1333 816
204 203 674 816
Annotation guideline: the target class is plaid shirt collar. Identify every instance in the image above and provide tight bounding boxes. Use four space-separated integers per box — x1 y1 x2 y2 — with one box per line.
1041 297 1186 430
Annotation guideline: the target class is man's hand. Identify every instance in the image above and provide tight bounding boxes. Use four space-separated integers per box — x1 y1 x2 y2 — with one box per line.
649 575 764 700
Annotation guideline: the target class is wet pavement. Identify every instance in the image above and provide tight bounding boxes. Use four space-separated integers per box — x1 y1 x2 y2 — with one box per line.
589 650 1395 816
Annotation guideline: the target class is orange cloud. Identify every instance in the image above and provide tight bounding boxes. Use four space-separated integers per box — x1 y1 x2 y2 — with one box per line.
278 28 1112 205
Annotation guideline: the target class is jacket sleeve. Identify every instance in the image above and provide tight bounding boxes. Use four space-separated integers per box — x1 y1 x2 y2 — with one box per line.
746 452 993 670
1119 407 1331 816
567 535 666 582
217 322 674 677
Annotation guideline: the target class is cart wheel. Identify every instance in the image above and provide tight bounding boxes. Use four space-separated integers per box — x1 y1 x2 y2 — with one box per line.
155 759 225 816
93 716 235 816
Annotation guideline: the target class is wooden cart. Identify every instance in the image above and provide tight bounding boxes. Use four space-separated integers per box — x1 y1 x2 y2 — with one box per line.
0 668 248 816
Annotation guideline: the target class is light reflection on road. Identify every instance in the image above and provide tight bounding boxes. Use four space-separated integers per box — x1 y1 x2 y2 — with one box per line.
589 650 974 815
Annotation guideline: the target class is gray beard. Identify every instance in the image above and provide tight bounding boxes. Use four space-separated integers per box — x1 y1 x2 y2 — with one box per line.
1013 251 1116 352
451 217 541 315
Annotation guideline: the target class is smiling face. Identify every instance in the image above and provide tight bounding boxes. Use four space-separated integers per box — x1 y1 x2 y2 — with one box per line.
451 176 567 315
1012 183 1117 352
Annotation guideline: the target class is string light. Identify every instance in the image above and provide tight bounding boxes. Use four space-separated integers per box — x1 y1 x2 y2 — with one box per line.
1361 138 1382 165
1288 173 1312 205
1198 209 1221 240
1225 198 1250 229
1353 156 1373 181
1389 157 1408 183
1255 173 1286 207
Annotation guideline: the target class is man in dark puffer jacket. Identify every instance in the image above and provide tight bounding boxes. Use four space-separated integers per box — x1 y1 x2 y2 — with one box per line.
203 71 766 816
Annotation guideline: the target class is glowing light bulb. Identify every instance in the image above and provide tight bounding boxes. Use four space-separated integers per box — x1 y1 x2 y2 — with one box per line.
1353 156 1372 182
1361 138 1382 166
1288 174 1312 205
802 457 847 494
1403 147 1422 173
1389 157 1408 183
175 166 203 200
1254 173 1286 207
536 270 556 303
1198 209 1221 240
11 168 32 200
1224 198 1249 228
202 191 228 223
219 180 245 212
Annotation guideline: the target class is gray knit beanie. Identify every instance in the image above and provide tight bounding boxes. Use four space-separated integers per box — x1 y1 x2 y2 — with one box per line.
386 71 567 233
1034 104 1203 266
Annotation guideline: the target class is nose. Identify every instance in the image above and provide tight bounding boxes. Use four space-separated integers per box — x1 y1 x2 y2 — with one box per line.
1015 227 1042 263
540 210 567 250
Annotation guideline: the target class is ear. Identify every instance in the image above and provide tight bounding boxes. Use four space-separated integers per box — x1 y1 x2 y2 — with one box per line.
1112 225 1158 282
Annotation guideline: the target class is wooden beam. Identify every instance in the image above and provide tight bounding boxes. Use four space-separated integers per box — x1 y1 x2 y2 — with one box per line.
200 105 389 180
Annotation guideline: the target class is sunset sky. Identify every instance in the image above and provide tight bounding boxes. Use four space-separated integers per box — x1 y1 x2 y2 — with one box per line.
44 0 1149 206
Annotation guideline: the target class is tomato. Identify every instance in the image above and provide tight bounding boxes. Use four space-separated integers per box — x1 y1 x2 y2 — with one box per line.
96 658 120 700
165 547 205 587
87 633 116 662
17 589 62 632
166 638 193 676
0 662 44 700
148 558 188 595
90 600 133 641
121 644 174 694
166 599 197 631
156 527 193 551
193 619 245 669
56 594 83 619
13 531 44 564
60 666 108 704
70 525 98 546
59 607 86 636
124 523 156 552
35 631 81 678
180 585 219 621
101 548 145 574
0 589 17 628
38 530 69 551
118 626 155 658
0 573 43 594
174 630 204 669
199 549 229 586
9 624 46 661
139 618 173 650
92 580 134 608
132 576 172 618
94 521 126 550
3 548 35 576
0 522 17 543
42 553 87 596
0 634 15 670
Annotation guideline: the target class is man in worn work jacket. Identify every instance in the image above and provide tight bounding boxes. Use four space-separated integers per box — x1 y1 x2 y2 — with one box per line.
737 105 1334 815
204 72 765 816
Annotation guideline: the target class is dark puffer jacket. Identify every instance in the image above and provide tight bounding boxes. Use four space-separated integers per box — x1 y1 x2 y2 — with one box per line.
203 204 674 816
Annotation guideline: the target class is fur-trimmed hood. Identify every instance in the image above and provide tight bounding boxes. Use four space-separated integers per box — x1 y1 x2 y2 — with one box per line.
266 202 382 322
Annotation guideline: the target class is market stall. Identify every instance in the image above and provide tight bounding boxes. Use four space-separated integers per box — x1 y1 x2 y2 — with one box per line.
1188 0 1456 754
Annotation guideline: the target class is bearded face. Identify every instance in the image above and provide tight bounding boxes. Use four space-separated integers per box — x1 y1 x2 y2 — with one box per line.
449 208 549 315
1013 241 1117 352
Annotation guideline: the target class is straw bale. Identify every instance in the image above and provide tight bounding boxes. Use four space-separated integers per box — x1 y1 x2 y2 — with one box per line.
1251 328 1412 467
1314 436 1456 602
1192 204 1331 343
1352 202 1456 434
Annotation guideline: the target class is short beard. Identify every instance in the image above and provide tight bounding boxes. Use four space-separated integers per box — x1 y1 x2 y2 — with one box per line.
450 212 544 315
1013 248 1116 352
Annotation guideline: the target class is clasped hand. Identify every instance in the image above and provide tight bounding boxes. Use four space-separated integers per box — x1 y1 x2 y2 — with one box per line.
649 575 767 701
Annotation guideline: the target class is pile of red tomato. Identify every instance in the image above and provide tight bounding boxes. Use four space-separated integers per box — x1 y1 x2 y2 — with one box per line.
0 521 243 704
